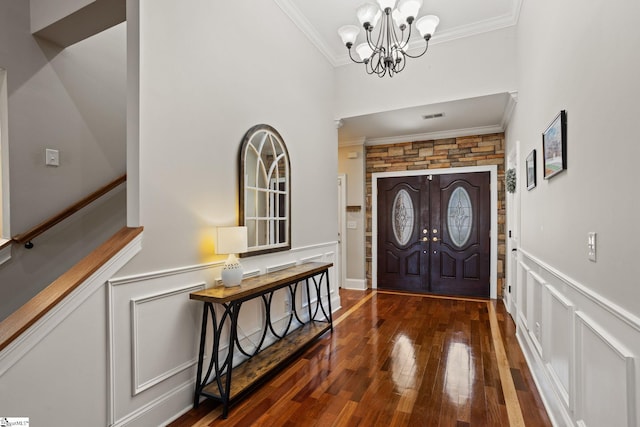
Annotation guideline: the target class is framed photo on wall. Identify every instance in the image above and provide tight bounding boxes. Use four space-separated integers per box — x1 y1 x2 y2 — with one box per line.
526 150 536 190
542 110 567 179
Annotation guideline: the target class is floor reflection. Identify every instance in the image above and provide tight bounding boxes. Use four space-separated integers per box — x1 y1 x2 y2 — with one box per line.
391 333 417 392
444 340 474 407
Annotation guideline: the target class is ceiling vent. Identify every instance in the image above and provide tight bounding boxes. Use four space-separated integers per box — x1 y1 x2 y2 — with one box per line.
422 113 445 120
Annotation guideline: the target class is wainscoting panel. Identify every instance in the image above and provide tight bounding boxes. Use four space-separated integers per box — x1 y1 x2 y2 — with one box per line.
130 284 205 395
575 312 636 427
543 284 575 408
527 269 545 356
516 249 640 427
517 262 529 329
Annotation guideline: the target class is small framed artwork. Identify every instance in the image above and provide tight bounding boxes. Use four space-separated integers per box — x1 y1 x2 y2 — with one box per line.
526 150 536 190
542 110 567 179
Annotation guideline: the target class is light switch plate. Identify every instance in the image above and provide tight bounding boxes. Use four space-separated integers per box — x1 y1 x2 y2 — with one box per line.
347 221 357 229
45 148 59 166
587 232 597 262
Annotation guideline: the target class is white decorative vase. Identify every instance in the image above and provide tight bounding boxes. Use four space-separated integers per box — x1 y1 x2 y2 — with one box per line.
221 254 243 287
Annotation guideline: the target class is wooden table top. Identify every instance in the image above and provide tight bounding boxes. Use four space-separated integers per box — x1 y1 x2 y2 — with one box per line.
190 262 333 304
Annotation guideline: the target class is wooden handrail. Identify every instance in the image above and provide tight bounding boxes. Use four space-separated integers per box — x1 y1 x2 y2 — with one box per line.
12 174 126 246
0 226 143 352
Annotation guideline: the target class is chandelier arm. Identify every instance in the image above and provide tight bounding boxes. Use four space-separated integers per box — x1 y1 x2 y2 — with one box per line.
347 47 365 64
388 18 406 50
370 53 384 77
395 55 407 73
403 37 430 59
367 20 384 54
399 23 412 51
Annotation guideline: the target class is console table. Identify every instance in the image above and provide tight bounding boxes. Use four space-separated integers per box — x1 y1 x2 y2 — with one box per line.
190 262 333 418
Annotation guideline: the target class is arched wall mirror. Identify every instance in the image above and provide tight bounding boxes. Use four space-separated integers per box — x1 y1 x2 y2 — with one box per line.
239 124 291 256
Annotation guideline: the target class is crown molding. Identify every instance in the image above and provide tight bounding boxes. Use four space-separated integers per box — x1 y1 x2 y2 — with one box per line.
363 124 504 146
501 91 518 130
273 0 341 67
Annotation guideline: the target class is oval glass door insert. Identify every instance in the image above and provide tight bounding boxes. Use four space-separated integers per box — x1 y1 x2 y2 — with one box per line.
447 187 473 248
392 189 414 246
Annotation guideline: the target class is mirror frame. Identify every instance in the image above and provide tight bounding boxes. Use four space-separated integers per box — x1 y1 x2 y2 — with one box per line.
239 124 291 257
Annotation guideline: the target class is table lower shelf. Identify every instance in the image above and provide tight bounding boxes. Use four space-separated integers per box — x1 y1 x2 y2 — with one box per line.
201 321 331 401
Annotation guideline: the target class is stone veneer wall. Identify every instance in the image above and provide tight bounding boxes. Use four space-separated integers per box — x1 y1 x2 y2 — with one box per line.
365 133 506 297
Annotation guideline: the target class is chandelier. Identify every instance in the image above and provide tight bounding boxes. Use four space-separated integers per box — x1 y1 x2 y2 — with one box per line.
338 0 439 78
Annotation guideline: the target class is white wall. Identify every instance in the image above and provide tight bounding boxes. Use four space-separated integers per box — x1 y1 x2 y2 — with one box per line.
508 0 640 319
334 26 517 120
506 0 640 425
118 0 337 276
0 1 126 234
1 0 340 424
106 0 340 424
0 3 127 320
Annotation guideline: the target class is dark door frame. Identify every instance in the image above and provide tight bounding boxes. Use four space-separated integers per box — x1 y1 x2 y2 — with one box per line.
372 165 498 298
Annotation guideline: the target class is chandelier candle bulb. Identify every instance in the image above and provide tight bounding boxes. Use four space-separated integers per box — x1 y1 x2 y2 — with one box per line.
338 25 360 46
398 0 423 20
416 15 440 38
338 0 439 77
357 3 381 28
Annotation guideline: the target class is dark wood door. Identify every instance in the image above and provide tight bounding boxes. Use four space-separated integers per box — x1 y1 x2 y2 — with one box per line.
377 176 430 292
377 172 490 297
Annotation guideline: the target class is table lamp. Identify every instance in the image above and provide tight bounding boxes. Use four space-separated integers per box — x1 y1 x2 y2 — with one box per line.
216 226 248 287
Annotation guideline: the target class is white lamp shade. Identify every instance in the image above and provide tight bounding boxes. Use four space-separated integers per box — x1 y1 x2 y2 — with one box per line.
338 25 360 46
357 3 380 27
416 14 439 37
216 226 248 255
376 0 397 11
398 0 422 20
355 43 374 61
392 8 407 27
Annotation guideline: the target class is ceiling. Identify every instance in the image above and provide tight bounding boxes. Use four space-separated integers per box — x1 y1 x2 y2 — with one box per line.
274 0 521 145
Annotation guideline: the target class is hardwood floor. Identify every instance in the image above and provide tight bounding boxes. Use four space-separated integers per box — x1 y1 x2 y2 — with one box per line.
169 290 551 426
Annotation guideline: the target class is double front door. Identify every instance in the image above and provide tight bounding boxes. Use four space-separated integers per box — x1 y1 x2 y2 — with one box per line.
377 172 490 298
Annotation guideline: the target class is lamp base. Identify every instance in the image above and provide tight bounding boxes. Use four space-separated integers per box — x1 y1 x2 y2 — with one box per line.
221 254 243 287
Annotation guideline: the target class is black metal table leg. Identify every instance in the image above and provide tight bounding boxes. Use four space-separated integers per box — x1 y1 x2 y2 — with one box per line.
222 301 240 419
325 272 333 330
193 302 210 408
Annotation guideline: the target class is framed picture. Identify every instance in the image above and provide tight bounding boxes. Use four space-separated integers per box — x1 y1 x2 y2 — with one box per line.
526 150 536 190
542 110 567 179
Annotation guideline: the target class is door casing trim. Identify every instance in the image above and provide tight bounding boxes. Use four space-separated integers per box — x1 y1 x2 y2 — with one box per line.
372 165 498 299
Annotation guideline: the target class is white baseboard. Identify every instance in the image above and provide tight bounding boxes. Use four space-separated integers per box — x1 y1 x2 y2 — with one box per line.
343 278 366 290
